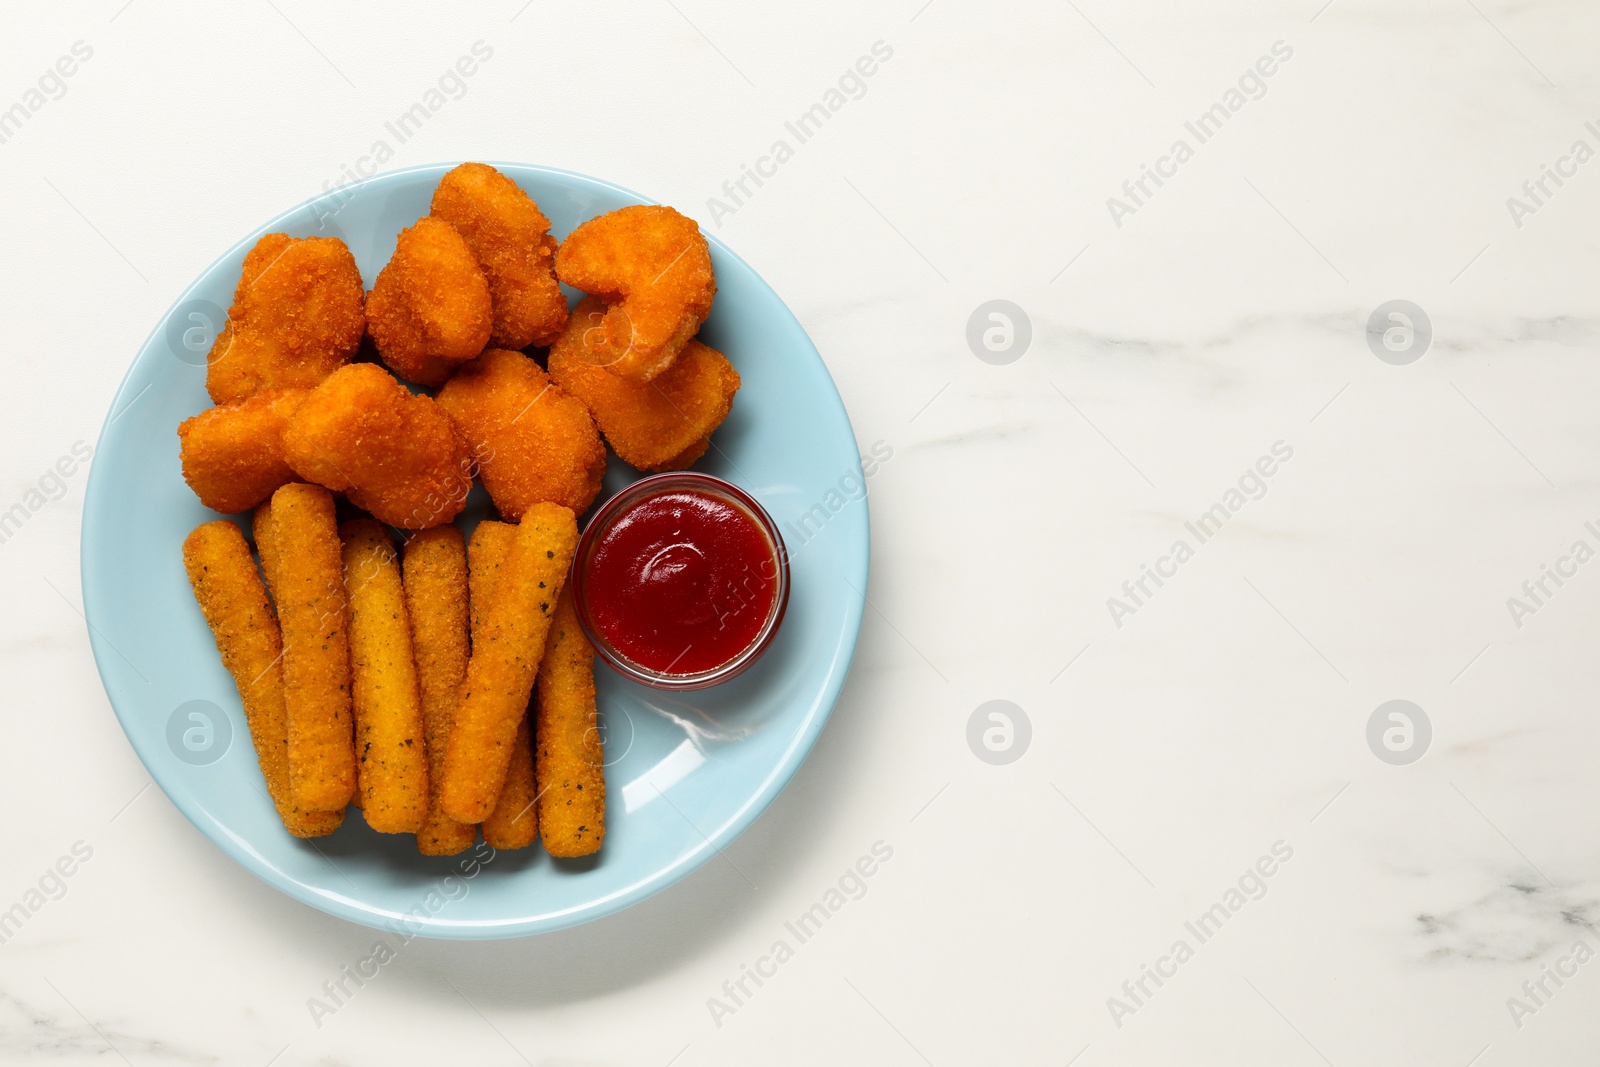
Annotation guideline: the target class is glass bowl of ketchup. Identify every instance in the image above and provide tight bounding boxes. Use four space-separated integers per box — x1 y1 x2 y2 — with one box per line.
569 472 790 690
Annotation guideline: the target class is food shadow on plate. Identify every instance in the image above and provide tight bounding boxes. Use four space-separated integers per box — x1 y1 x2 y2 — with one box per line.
256 639 877 1008
611 601 810 747
299 814 547 878
692 388 757 475
386 663 867 1008
550 852 602 875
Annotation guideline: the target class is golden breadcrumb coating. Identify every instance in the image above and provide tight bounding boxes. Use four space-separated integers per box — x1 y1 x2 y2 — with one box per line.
402 526 477 855
282 363 472 530
431 163 569 350
339 519 429 834
367 216 492 387
251 500 281 608
554 205 715 383
535 588 604 857
440 504 577 824
468 521 538 849
435 348 606 519
549 296 739 472
482 714 538 849
267 483 357 813
178 389 310 514
182 520 344 837
206 233 364 404
467 520 516 645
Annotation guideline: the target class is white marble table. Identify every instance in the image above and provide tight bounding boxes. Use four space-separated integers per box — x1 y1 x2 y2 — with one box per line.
2 1 1597 1063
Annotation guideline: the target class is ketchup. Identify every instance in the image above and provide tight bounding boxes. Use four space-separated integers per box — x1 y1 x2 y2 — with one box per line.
583 489 779 675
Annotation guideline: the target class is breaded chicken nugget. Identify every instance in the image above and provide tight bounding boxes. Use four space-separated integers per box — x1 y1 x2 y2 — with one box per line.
182 520 343 837
367 216 493 387
661 438 711 468
548 297 739 472
435 348 605 519
283 364 473 529
554 205 715 383
178 389 310 514
431 163 568 350
207 233 365 404
535 588 604 857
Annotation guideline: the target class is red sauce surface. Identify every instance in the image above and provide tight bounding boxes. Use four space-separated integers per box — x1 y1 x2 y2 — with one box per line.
586 490 778 675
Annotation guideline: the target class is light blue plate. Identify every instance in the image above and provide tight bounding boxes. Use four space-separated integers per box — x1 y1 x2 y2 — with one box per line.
80 163 868 939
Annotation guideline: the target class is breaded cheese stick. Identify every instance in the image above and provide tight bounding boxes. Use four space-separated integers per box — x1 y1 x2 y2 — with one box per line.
440 504 577 823
257 497 333 798
271 482 356 811
258 495 342 818
340 519 429 833
259 496 333 812
402 525 476 856
482 717 538 849
252 499 281 604
468 521 538 849
467 521 516 640
182 521 342 838
535 588 604 857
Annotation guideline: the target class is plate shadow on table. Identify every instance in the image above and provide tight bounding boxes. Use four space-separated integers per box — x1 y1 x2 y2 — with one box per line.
85 160 873 990
214 653 883 1008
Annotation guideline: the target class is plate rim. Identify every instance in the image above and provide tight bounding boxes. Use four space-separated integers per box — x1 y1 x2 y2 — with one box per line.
79 161 869 939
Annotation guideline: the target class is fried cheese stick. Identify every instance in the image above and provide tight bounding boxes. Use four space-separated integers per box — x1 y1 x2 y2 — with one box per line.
182 520 342 837
270 482 356 811
252 499 281 603
535 588 604 857
340 519 429 833
468 521 537 849
256 499 361 810
481 718 537 849
440 504 577 823
402 525 477 856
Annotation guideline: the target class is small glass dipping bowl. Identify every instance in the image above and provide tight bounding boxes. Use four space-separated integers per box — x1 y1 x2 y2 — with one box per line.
568 472 791 690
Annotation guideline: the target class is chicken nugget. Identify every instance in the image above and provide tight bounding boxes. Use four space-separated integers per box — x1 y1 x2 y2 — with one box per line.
440 504 578 824
661 438 711 468
431 163 568 350
269 483 356 812
435 349 605 519
182 521 343 837
554 205 715 383
468 521 538 849
340 519 429 833
282 363 473 530
367 216 492 387
207 233 364 404
178 389 310 514
548 297 739 472
535 588 604 857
